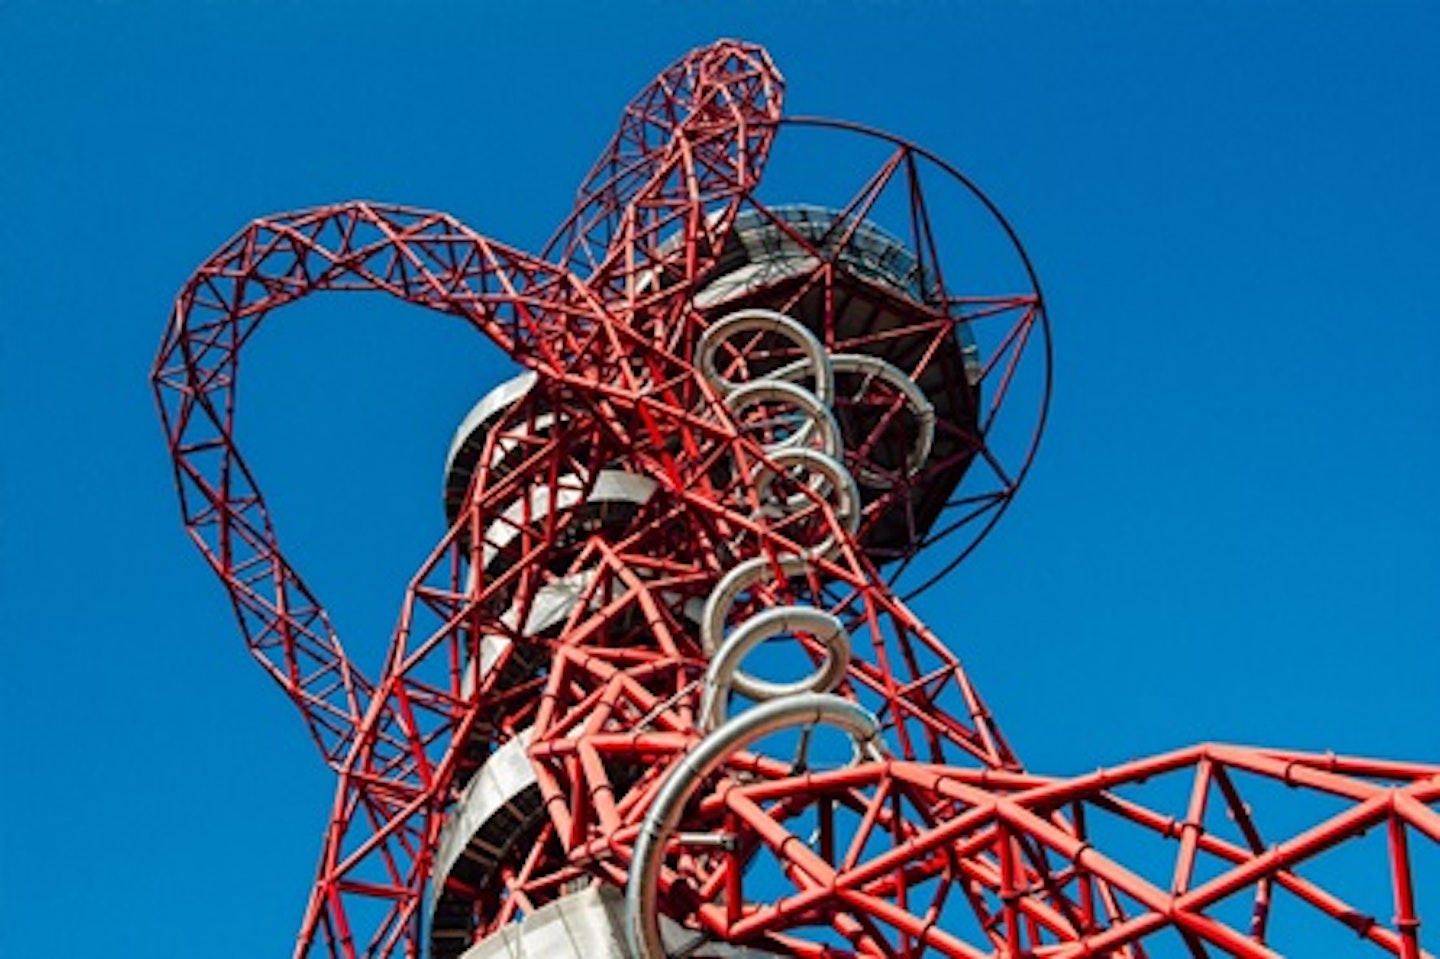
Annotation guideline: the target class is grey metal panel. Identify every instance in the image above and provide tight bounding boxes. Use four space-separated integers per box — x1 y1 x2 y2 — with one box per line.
443 371 539 522
460 571 593 700
431 730 540 909
445 371 538 475
714 204 931 301
458 887 622 959
694 255 820 310
480 471 658 574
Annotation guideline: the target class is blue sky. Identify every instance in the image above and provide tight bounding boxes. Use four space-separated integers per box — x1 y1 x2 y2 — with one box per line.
2 2 1436 956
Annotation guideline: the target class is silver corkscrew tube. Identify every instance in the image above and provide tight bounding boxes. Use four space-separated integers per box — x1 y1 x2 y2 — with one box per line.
627 309 930 959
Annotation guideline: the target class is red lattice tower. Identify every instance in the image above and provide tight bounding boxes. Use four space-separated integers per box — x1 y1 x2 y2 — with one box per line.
154 39 1438 959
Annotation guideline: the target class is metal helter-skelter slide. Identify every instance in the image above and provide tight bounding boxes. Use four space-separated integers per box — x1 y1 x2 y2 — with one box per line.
154 38 1439 959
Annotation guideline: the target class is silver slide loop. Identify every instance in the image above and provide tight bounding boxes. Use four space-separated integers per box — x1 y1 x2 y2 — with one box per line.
700 555 809 660
630 307 879 958
695 307 834 404
752 446 861 548
699 606 852 730
773 352 936 486
625 694 883 959
725 379 841 456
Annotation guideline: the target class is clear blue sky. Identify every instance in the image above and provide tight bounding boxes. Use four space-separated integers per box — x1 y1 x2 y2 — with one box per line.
2 3 1436 956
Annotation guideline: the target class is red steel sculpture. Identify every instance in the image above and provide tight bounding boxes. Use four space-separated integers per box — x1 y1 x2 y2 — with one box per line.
154 39 1438 959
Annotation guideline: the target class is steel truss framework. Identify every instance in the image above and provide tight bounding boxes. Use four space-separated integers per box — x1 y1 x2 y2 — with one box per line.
154 38 1438 959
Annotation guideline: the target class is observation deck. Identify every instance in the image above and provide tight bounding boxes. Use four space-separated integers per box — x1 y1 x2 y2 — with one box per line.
445 206 982 562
